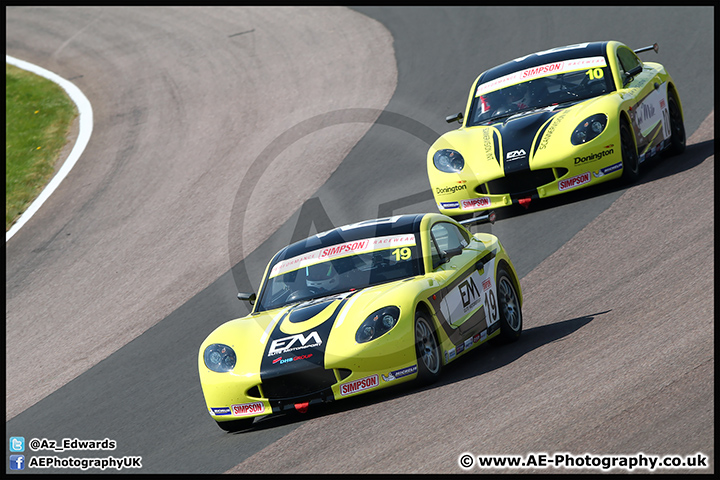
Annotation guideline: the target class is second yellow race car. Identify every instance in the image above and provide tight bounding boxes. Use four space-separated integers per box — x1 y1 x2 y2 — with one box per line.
198 212 522 432
428 40 686 217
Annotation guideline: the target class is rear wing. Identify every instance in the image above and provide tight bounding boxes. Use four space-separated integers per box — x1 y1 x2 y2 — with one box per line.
634 43 659 54
459 210 496 226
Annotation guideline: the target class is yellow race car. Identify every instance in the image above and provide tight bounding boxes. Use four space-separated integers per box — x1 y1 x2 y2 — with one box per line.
198 212 522 432
428 41 685 217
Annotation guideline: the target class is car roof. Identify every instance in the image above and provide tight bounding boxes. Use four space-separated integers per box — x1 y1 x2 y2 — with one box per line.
272 213 428 262
478 41 610 85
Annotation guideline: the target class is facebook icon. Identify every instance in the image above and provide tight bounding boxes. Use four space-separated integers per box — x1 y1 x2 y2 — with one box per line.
10 455 25 470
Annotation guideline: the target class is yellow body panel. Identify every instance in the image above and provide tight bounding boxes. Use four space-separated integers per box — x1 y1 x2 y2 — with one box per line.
427 41 683 216
198 213 522 427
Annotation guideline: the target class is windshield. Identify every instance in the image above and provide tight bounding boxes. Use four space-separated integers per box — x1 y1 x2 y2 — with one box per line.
256 233 422 312
468 56 614 126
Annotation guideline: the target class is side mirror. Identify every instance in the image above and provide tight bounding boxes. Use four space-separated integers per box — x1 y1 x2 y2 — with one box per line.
624 65 643 86
445 112 463 124
433 247 463 270
442 246 464 262
237 292 256 305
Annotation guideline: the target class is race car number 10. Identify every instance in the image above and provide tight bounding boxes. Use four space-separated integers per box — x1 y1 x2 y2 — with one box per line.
585 68 604 80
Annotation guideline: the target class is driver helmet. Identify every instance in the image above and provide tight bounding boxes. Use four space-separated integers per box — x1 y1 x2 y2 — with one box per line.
506 84 527 102
526 80 548 104
306 262 340 291
486 89 507 107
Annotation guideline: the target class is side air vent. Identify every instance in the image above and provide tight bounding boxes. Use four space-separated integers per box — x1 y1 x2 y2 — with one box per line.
246 385 262 398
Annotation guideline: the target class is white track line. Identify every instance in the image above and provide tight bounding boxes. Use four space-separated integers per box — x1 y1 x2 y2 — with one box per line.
6 55 93 242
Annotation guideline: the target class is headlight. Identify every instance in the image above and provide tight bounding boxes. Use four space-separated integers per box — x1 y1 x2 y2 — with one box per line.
571 114 607 145
433 149 465 173
204 344 237 372
356 306 400 343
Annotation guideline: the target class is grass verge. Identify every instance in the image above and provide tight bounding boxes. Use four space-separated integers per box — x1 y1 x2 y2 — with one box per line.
6 62 77 231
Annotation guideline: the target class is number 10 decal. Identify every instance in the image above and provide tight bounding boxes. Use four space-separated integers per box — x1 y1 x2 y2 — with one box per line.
585 67 604 80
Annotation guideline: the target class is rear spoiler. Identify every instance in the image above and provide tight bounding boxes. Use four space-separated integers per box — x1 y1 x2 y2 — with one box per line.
459 210 496 226
634 43 659 54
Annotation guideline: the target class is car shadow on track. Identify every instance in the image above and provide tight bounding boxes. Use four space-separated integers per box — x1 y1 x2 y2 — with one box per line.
637 138 714 184
237 310 607 434
480 139 714 224
427 311 608 388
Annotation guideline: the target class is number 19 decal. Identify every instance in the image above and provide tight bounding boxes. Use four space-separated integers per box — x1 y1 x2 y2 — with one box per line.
484 289 498 325
392 247 411 261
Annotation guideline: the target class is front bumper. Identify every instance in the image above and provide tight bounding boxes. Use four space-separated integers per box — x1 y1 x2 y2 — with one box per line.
199 320 419 422
434 152 624 216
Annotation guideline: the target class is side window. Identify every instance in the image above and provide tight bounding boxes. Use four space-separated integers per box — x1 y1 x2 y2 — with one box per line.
430 222 470 269
457 225 471 246
429 238 442 270
617 47 642 85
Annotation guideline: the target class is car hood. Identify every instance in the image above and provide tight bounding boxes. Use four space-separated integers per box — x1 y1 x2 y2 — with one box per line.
432 101 602 179
492 109 561 174
201 282 414 379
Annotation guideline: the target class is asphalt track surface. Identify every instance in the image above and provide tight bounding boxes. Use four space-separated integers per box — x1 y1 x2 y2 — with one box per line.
5 6 714 474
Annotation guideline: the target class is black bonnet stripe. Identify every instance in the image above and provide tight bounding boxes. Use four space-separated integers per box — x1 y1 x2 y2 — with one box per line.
259 294 354 377
497 110 560 175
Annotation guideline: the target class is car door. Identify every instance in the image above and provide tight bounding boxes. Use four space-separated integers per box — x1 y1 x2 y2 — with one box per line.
428 221 500 350
616 45 672 159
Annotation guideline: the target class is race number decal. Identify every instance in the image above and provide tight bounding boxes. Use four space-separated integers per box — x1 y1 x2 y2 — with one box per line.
633 82 670 141
585 67 604 80
392 247 412 261
481 258 499 327
440 258 497 328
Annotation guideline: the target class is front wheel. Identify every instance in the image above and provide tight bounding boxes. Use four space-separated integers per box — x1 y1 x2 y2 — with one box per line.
414 311 442 384
492 268 523 344
620 119 640 184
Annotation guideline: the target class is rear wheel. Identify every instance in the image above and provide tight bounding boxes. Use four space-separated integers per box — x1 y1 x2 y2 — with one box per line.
216 417 254 433
620 118 640 184
667 90 686 155
415 311 442 384
492 268 523 344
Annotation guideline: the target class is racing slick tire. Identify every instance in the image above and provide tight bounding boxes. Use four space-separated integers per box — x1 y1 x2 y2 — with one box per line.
216 417 254 433
667 89 686 156
414 311 442 384
620 118 640 184
492 267 523 344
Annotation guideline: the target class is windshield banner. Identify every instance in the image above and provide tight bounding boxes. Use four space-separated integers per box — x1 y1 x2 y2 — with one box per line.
475 56 607 97
269 234 416 278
